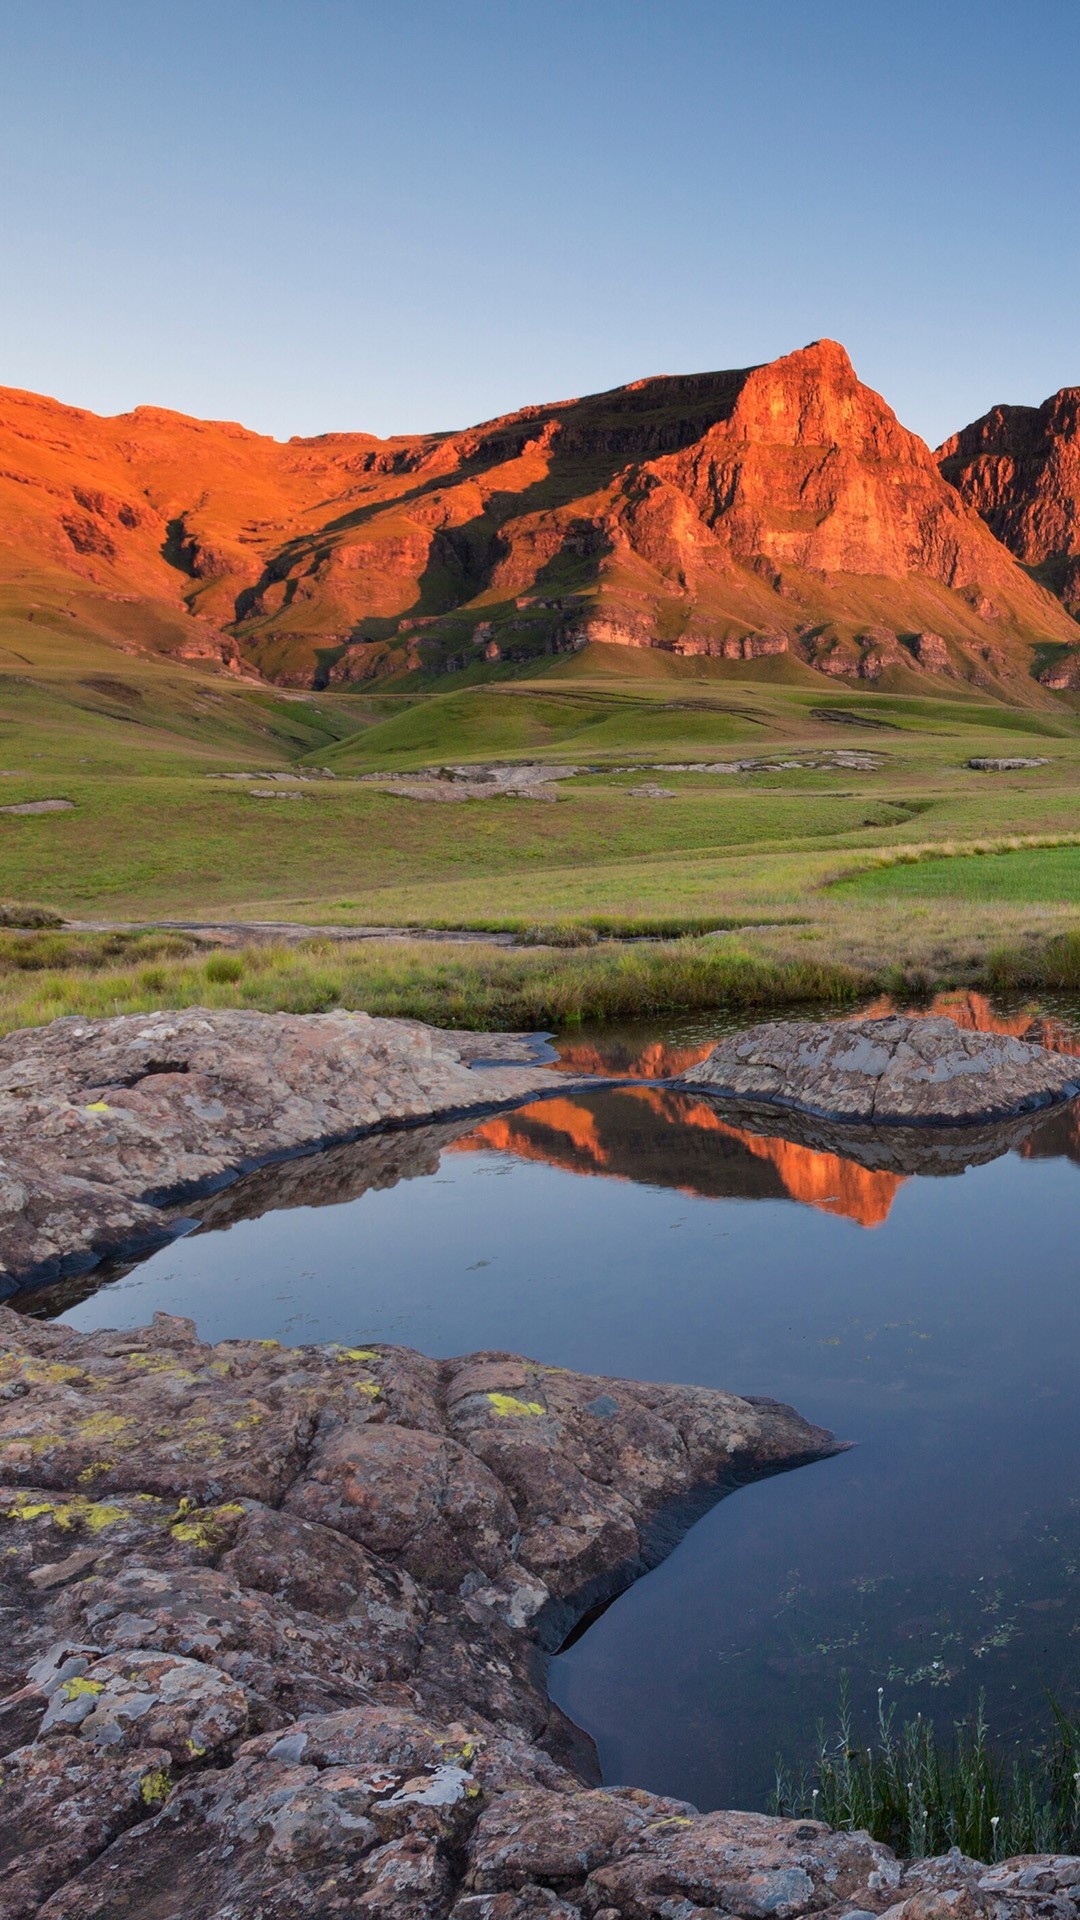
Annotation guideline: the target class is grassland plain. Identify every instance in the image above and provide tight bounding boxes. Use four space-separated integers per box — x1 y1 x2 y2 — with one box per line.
2 616 1079 1023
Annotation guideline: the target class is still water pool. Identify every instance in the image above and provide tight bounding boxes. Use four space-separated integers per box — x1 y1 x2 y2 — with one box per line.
22 994 1080 1813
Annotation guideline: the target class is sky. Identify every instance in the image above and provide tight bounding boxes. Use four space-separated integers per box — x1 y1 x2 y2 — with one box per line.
0 0 1077 449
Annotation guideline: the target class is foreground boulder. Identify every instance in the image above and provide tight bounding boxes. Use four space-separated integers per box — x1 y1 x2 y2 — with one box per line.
0 1305 848 1915
0 1008 590 1293
0 1308 1074 1917
678 1016 1080 1126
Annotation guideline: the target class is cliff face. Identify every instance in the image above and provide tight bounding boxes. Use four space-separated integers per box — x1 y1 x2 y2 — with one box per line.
2 341 1076 690
939 389 1080 681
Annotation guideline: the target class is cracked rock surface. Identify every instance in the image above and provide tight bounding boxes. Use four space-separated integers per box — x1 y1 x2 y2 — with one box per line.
0 1307 1075 1917
0 1008 589 1293
678 1016 1080 1126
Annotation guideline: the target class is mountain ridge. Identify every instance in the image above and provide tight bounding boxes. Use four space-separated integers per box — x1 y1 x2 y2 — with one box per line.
2 341 1077 698
939 386 1080 685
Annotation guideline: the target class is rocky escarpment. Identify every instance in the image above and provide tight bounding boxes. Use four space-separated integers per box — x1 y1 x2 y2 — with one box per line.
940 388 1080 630
678 1016 1080 1125
4 1312 1078 1920
0 1009 593 1295
2 343 1076 690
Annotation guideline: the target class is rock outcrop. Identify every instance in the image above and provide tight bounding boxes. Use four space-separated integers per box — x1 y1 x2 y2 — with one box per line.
2 343 1076 688
2 1308 1077 1917
0 1009 591 1294
0 1305 852 1917
677 1016 1080 1126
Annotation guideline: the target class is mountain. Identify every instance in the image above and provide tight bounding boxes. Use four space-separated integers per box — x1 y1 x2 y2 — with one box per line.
938 388 1080 685
2 340 1077 693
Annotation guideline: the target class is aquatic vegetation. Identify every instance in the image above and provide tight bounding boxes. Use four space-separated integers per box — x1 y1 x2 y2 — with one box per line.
773 1682 1080 1860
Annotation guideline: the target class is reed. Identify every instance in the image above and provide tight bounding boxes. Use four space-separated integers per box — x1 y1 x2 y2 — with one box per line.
773 1683 1080 1861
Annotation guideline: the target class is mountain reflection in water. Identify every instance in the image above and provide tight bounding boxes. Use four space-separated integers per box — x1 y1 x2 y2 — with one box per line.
455 1091 906 1229
459 991 1076 1229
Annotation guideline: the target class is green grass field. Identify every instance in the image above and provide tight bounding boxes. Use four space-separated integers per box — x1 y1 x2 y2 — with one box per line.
3 605 1079 1015
837 844 1080 903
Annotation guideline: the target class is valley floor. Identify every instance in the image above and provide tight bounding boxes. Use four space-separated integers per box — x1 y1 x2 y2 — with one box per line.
3 626 1079 1028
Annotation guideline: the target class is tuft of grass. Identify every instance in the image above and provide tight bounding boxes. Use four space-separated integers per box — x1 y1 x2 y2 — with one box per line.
519 923 600 948
204 952 244 984
773 1683 1080 1862
0 901 65 929
0 929 199 974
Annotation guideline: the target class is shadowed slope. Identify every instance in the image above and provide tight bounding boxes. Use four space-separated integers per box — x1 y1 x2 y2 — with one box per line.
939 387 1080 685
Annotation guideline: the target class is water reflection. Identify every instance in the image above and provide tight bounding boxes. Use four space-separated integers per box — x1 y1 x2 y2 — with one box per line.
458 1084 1066 1231
20 994 1080 1816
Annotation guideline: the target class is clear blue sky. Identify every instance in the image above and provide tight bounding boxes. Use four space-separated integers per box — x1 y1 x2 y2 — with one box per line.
1 0 1076 448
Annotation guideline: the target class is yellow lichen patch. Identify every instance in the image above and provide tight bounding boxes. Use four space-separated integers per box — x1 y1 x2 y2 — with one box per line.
335 1346 378 1362
647 1816 694 1829
76 1461 116 1485
186 1738 207 1758
85 1100 109 1113
2 1493 126 1532
208 1360 230 1376
169 1500 244 1549
170 1520 215 1547
61 1675 104 1700
17 1359 94 1388
231 1405 266 1431
486 1393 545 1418
77 1411 132 1443
140 1768 172 1806
3 1499 54 1522
256 1339 281 1349
353 1380 382 1400
122 1355 199 1384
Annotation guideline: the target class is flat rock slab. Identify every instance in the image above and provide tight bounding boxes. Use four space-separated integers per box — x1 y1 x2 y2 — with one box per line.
0 1007 591 1292
0 798 74 815
968 756 1048 770
678 1015 1080 1126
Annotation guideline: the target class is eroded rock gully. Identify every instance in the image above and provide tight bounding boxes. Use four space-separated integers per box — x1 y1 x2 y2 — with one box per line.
1 1310 1073 1920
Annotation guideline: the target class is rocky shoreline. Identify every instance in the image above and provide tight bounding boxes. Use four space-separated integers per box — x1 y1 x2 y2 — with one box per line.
4 1008 1079 1300
3 1309 1079 1917
0 1009 595 1295
5 1008 1080 1912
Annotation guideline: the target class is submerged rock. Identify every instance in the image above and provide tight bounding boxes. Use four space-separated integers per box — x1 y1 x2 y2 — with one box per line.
678 1015 1080 1125
0 1009 592 1293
